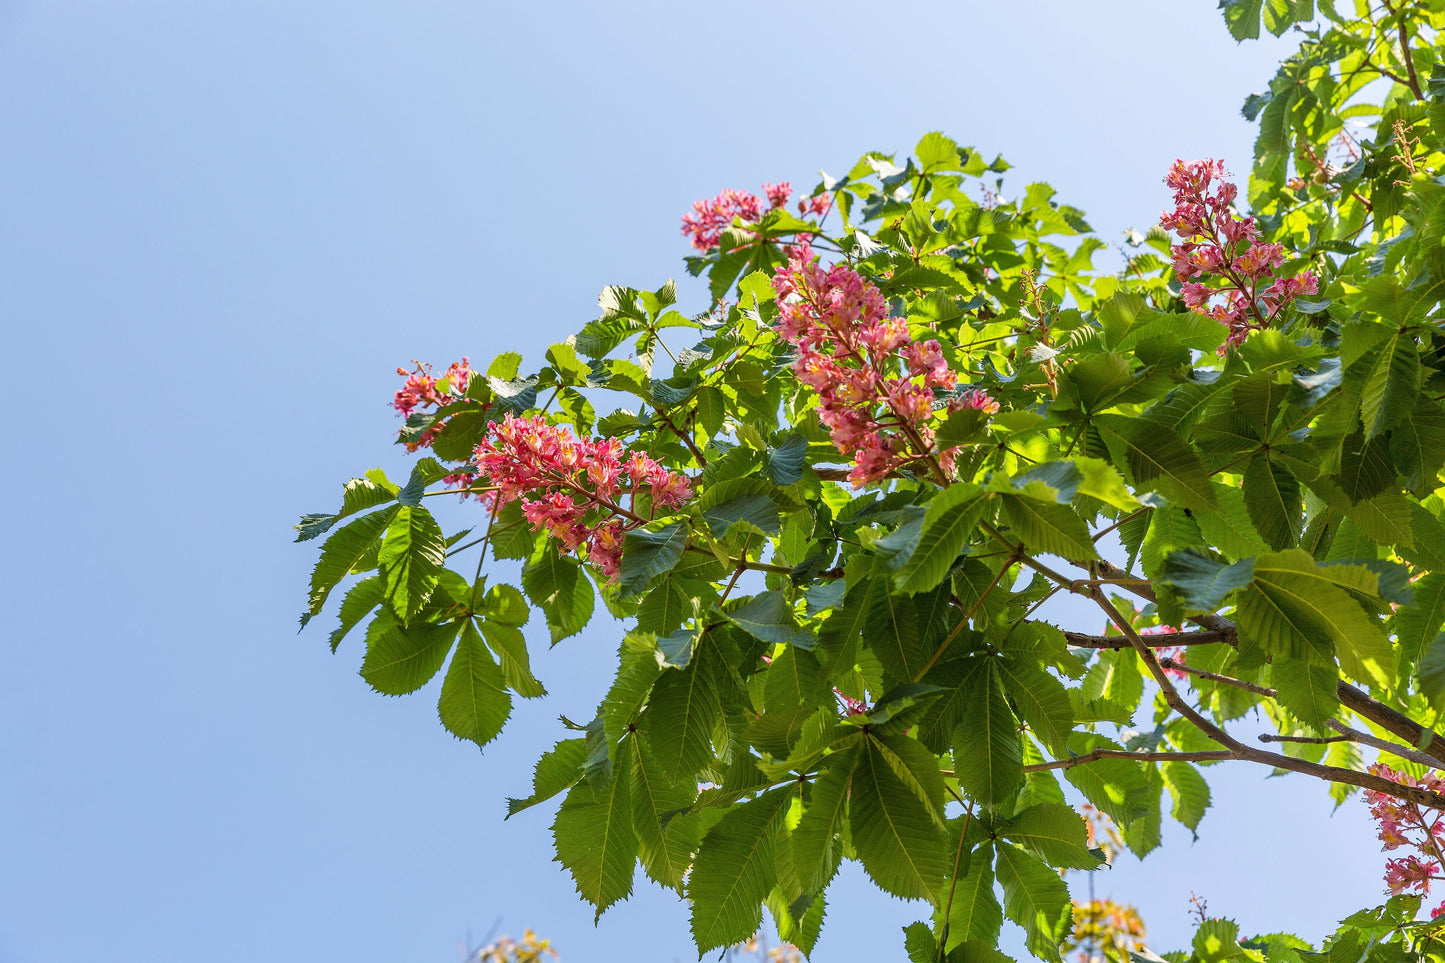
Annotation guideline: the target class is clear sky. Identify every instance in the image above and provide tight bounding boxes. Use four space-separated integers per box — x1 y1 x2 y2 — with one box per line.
0 3 1387 962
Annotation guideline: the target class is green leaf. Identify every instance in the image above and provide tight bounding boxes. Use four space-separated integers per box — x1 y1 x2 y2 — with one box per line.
641 655 720 777
360 612 460 696
688 787 793 953
619 522 688 595
1194 486 1270 561
1160 550 1255 613
703 491 781 537
793 750 855 893
1161 761 1211 837
1418 633 1445 712
1358 333 1420 440
995 842 1072 963
849 736 946 901
764 647 829 713
522 549 595 643
305 506 399 622
479 620 545 698
1237 550 1391 684
936 407 989 449
895 484 990 593
1000 494 1098 560
996 658 1074 755
864 582 928 682
767 434 809 486
999 803 1100 869
1270 660 1341 731
438 621 512 747
553 737 637 919
1391 399 1445 492
1332 429 1395 503
1399 572 1445 665
1243 455 1302 550
1096 415 1216 511
377 505 447 622
631 740 698 890
507 738 586 818
952 661 1023 806
727 591 814 648
328 576 383 653
942 843 1003 951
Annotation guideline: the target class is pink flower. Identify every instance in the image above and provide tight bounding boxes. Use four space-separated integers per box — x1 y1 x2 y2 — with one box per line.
770 246 966 486
952 388 1000 415
1160 159 1318 353
763 182 792 209
1385 856 1437 895
798 193 832 217
472 414 692 581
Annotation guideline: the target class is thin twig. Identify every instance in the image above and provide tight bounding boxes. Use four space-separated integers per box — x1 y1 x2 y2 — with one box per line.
1328 719 1445 771
1158 657 1277 697
1023 749 1236 773
1064 629 1235 650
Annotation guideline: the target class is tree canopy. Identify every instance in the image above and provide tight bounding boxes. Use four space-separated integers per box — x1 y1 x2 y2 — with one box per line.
297 2 1445 959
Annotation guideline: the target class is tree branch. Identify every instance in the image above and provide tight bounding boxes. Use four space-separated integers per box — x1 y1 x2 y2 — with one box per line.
1327 719 1445 771
1023 749 1235 773
1063 628 1235 650
1158 657 1276 697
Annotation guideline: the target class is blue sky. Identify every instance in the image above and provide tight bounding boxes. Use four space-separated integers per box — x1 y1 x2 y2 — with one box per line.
0 3 1387 961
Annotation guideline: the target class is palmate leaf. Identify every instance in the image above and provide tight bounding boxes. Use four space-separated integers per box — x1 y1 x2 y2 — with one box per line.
763 647 829 713
478 620 545 698
1269 660 1340 731
619 522 689 595
894 484 990 593
631 739 699 890
640 651 720 777
507 738 586 818
941 842 1002 952
996 658 1074 755
1391 398 1445 492
304 506 400 624
1357 331 1420 440
1096 415 1216 511
864 580 928 682
1396 571 1445 665
522 548 595 643
792 749 855 893
360 611 461 696
994 841 1072 963
1235 550 1391 684
377 505 447 622
328 575 384 653
688 786 793 953
1194 485 1270 561
438 621 512 748
848 736 947 902
1159 549 1255 613
999 493 1097 560
952 661 1023 807
727 590 814 648
553 737 638 920
1243 454 1302 550
999 803 1100 869
1161 761 1211 838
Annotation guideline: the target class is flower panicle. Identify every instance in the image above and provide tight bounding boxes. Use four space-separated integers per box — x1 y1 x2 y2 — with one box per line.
681 182 831 252
770 244 995 486
472 414 691 581
1160 159 1318 353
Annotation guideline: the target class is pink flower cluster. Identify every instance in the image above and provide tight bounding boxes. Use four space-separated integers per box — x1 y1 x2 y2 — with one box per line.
1365 762 1445 914
1160 159 1318 353
393 358 474 418
472 414 692 580
681 183 831 252
772 243 991 486
393 358 479 453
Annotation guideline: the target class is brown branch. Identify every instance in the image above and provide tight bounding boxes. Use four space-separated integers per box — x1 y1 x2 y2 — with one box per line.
1063 628 1235 650
1383 0 1424 98
1327 719 1445 770
1338 681 1445 765
1258 733 1348 745
1023 749 1235 773
1158 657 1276 697
656 412 707 467
1083 560 1445 764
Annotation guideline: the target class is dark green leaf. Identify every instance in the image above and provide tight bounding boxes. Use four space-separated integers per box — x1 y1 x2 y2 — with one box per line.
378 505 447 622
360 612 460 696
619 523 689 595
439 621 512 747
553 737 637 919
688 787 792 953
